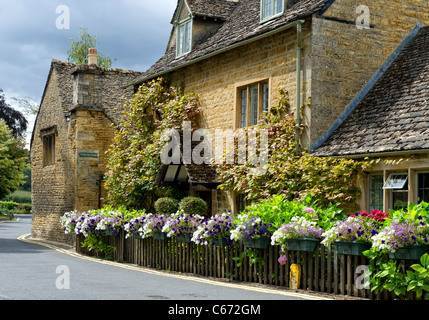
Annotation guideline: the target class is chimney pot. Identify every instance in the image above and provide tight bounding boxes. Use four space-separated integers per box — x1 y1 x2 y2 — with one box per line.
88 48 98 66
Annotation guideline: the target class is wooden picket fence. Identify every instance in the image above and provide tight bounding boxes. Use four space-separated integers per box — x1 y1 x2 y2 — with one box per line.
75 232 422 300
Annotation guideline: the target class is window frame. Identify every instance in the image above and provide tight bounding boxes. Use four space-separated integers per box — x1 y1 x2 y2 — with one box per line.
236 80 270 129
367 173 384 212
260 0 284 23
43 133 56 167
415 171 429 204
385 172 409 211
176 18 192 57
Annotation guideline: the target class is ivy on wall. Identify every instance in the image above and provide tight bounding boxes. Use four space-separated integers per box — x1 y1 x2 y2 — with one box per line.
215 90 371 211
104 78 200 209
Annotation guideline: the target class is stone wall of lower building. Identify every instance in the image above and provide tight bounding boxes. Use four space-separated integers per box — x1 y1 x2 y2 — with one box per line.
31 68 76 244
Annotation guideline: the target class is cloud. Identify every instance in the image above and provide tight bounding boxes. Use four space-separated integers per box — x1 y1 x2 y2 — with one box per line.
0 0 176 102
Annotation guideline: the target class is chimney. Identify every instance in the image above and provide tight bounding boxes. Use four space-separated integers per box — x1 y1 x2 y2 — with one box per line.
88 48 98 66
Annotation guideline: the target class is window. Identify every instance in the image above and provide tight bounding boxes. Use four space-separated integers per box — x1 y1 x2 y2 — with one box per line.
384 173 408 210
238 81 269 128
177 19 192 56
43 134 55 167
261 0 284 21
368 174 383 212
417 172 429 203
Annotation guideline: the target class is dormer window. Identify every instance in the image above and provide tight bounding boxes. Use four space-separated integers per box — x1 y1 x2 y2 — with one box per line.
177 18 192 57
261 0 284 22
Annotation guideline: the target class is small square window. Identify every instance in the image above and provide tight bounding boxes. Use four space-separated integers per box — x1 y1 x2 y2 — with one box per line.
383 173 408 189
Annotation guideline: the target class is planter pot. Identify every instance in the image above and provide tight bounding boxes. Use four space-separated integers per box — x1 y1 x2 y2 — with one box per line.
334 240 371 256
132 233 143 239
285 238 320 252
212 237 229 246
177 234 192 243
388 245 429 260
244 237 270 249
153 231 169 241
105 227 119 236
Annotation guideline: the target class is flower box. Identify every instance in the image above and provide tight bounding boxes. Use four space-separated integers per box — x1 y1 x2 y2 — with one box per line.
132 233 143 239
244 237 270 249
388 245 429 260
285 238 320 252
212 237 229 246
177 234 192 243
105 227 119 236
153 231 168 241
334 240 371 256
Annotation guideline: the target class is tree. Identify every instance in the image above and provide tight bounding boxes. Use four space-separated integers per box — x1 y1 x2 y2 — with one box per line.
67 27 115 69
0 89 28 138
0 120 28 199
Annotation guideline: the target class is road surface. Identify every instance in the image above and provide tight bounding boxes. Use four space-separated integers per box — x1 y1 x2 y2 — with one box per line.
0 215 329 303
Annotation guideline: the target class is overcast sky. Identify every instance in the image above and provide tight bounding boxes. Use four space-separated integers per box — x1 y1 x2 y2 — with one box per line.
0 0 177 145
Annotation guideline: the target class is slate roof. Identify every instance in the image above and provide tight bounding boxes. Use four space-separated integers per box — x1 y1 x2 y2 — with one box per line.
40 59 142 122
130 0 329 85
171 0 239 22
312 25 429 157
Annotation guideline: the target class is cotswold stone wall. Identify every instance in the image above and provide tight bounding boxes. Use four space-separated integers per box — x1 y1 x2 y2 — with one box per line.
31 66 75 244
31 61 141 244
309 0 429 146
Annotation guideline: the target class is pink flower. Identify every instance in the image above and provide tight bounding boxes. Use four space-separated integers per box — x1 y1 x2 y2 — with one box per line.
278 254 287 265
303 207 315 214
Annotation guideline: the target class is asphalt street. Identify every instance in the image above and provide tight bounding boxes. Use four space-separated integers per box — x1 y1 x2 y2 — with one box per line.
0 215 329 303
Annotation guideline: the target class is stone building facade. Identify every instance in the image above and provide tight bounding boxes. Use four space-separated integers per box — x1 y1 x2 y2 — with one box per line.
31 56 142 243
32 0 429 242
129 0 429 213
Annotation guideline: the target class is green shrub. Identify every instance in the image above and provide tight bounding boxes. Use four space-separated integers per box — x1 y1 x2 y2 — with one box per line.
20 203 32 214
154 197 179 214
178 197 208 217
0 201 19 211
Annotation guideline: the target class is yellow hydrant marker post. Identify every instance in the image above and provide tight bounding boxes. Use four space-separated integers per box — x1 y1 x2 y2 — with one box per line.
290 264 301 290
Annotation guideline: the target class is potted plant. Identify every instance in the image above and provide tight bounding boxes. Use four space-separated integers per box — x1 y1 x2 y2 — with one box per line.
371 218 429 260
230 215 271 249
162 211 204 243
271 216 323 252
140 213 171 240
322 210 389 256
124 215 147 239
192 212 234 246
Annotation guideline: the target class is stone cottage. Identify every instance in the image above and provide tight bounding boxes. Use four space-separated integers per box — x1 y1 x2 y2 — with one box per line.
31 50 142 243
127 0 429 214
311 25 429 214
32 0 429 243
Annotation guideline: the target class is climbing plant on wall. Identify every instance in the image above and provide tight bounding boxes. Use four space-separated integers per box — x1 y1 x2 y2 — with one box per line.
216 89 371 212
104 78 200 210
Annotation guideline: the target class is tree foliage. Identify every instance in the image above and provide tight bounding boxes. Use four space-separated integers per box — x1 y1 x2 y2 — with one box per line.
105 78 200 209
216 90 371 212
67 27 114 69
0 89 28 138
0 120 28 199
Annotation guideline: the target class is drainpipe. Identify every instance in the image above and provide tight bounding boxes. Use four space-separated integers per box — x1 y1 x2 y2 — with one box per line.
295 21 302 154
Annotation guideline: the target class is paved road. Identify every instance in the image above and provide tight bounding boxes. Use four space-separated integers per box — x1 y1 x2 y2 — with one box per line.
0 215 328 302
